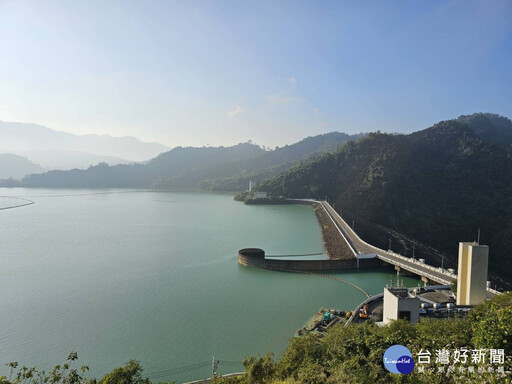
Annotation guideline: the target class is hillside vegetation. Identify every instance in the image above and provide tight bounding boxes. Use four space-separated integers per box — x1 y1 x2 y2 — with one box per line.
3 292 510 384
457 113 512 150
19 133 362 189
258 113 512 284
20 143 264 188
210 291 512 384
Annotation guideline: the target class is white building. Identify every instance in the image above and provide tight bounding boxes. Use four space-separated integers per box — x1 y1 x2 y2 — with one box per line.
383 287 420 324
456 242 489 306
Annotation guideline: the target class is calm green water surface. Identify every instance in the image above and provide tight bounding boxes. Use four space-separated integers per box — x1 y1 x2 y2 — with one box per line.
0 189 418 383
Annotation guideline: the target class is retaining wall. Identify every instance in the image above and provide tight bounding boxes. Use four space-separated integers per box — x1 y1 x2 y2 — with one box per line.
238 248 387 271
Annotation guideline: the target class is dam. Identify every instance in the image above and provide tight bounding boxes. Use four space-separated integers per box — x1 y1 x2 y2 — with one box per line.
238 248 386 271
237 200 387 272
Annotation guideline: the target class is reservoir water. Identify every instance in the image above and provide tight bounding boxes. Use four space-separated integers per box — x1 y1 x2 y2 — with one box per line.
0 189 419 383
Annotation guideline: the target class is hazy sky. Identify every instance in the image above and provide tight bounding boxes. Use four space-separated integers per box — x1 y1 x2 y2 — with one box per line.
1 1 511 148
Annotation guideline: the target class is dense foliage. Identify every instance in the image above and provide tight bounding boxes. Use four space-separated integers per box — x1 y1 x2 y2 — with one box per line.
212 292 512 384
258 114 512 285
5 293 509 383
0 354 173 384
195 132 363 191
457 113 512 151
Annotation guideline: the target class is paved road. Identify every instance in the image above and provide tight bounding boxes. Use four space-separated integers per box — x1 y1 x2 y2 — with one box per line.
320 201 456 285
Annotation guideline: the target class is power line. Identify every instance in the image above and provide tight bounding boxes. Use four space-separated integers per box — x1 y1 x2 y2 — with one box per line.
144 359 245 380
144 361 211 379
146 364 208 374
218 360 244 365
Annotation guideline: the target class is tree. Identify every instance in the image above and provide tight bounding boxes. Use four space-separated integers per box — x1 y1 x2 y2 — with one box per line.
0 352 90 384
0 356 174 384
242 353 275 384
98 360 150 384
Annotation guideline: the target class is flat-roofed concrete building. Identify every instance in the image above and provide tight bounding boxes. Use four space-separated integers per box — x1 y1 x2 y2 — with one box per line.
383 287 420 324
456 242 489 306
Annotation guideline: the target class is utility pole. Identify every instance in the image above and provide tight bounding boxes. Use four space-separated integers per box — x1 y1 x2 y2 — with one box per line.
477 228 481 244
388 238 392 251
412 245 416 259
441 255 444 269
212 356 218 378
352 220 355 230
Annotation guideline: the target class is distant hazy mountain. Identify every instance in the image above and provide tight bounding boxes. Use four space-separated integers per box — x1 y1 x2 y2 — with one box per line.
21 142 267 188
0 121 170 162
20 133 364 189
0 153 45 179
19 149 131 170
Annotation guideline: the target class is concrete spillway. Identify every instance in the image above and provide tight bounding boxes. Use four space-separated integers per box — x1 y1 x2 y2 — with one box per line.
238 248 386 271
237 248 375 298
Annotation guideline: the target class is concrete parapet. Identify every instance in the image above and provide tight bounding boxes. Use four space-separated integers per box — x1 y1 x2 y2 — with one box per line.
238 248 387 271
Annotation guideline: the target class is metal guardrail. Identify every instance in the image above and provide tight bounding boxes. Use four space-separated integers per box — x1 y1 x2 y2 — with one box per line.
183 372 245 384
294 200 499 295
345 285 452 326
487 288 501 295
377 254 453 285
317 201 358 257
322 201 455 284
322 202 458 282
345 293 383 326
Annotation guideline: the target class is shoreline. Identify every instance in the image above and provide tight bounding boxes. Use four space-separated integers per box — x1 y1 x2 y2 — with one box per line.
237 201 387 271
242 198 357 261
311 202 355 260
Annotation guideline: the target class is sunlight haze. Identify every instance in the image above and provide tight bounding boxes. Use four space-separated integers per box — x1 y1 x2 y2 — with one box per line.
1 0 511 148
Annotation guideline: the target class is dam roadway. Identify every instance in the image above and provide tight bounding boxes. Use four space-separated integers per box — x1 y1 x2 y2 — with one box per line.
320 200 458 286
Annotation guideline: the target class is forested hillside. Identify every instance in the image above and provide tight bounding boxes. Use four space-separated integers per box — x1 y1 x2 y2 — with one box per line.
211 292 512 384
258 114 512 282
457 113 512 150
21 143 265 188
20 133 362 189
157 132 363 190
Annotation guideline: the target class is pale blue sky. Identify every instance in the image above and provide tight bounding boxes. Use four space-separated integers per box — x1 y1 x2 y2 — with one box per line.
1 0 511 147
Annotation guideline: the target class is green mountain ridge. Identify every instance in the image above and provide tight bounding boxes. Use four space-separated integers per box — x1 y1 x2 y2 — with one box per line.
16 132 363 189
457 112 512 150
19 142 265 188
257 113 512 285
7 113 511 285
156 132 364 190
